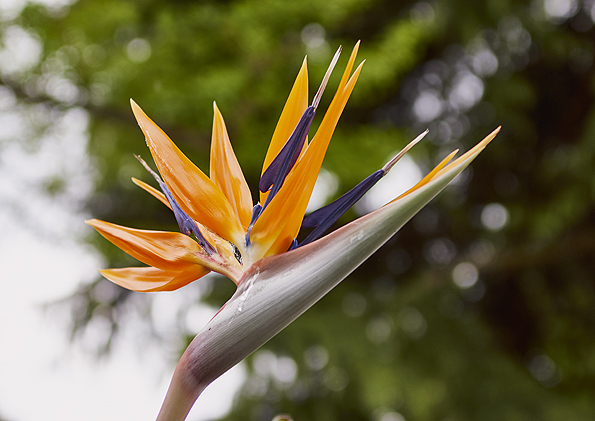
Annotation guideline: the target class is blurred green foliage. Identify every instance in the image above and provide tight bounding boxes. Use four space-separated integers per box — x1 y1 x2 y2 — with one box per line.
3 0 595 419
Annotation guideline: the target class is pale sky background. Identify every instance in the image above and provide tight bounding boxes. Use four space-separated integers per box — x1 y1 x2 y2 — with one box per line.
0 1 424 419
0 0 247 416
0 95 246 421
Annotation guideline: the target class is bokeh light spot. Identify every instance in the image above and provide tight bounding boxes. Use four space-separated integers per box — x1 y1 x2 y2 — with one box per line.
399 307 427 339
481 202 509 231
367 317 392 344
127 38 151 63
413 90 443 122
306 168 339 213
323 366 349 392
452 262 479 289
544 0 579 21
304 345 329 371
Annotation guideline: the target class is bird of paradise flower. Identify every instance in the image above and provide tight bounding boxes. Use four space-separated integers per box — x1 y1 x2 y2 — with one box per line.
87 42 500 421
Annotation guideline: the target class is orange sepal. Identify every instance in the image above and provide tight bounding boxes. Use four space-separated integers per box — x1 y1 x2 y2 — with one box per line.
390 127 501 205
210 103 253 229
86 219 205 271
251 49 364 257
436 127 501 177
130 100 245 246
260 58 309 205
99 266 210 292
390 149 459 203
132 177 171 209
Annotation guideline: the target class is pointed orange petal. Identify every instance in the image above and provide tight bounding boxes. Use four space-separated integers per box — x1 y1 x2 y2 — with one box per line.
100 266 210 292
260 58 309 205
87 219 206 271
436 126 501 177
251 51 364 257
132 177 172 209
263 224 299 258
390 127 501 204
336 41 360 96
210 103 253 229
130 100 245 246
131 178 242 272
389 149 459 202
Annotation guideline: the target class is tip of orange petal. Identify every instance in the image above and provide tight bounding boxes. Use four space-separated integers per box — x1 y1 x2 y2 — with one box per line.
87 218 117 230
486 125 501 139
130 98 143 118
212 101 224 119
130 99 147 129
467 125 500 154
435 126 501 178
353 40 361 57
130 99 152 129
86 218 104 232
86 219 108 231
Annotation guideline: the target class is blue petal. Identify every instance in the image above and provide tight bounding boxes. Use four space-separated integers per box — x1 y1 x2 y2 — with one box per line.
136 155 216 255
162 185 216 255
244 203 262 246
249 107 314 247
299 130 429 247
299 170 384 246
287 238 298 251
258 45 342 198
259 106 315 203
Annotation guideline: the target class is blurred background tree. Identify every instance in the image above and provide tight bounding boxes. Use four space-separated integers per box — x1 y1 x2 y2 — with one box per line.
2 0 595 419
